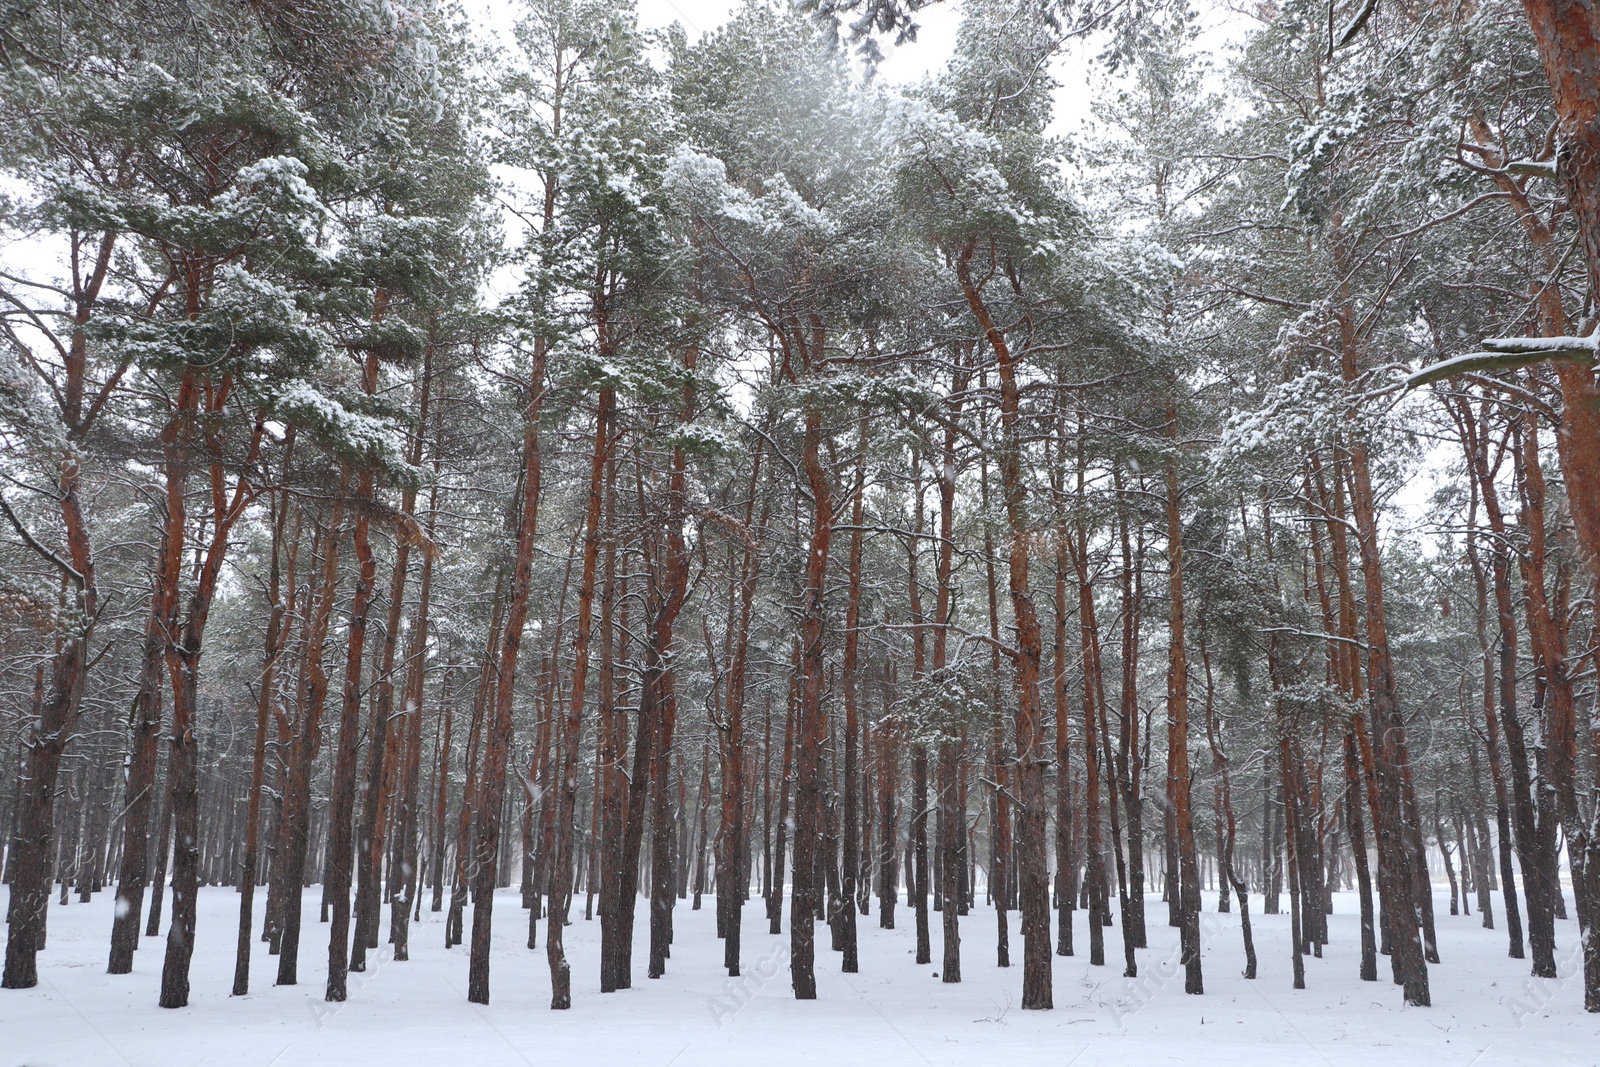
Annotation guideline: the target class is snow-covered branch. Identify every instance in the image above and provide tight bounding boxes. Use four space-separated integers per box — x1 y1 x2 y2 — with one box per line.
1405 332 1599 389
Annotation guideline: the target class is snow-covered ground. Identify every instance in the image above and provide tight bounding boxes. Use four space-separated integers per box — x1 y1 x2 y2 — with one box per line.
3 885 1596 1066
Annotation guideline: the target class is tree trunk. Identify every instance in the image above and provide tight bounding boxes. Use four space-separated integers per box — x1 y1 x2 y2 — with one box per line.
597 452 629 990
877 695 900 930
548 386 611 1007
715 445 765 975
2 638 90 988
275 496 345 985
1070 507 1111 972
1201 629 1256 980
1514 413 1600 1009
1052 474 1076 960
107 618 166 975
3 332 103 987
957 241 1050 1009
388 503 436 963
648 364 693 981
1457 397 1547 971
232 466 294 995
324 439 379 1004
768 667 795 939
159 393 262 1009
839 419 868 974
981 445 1012 969
790 370 834 999
1163 418 1203 995
1517 0 1600 584
906 489 932 967
1344 732 1379 981
429 692 454 915
1116 476 1148 951
351 359 433 974
1345 420 1430 1006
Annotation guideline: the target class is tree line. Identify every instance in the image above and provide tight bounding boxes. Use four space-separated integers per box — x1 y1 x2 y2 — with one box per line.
4 0 1600 1020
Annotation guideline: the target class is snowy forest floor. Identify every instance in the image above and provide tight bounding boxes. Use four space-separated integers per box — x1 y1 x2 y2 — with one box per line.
3 885 1597 1066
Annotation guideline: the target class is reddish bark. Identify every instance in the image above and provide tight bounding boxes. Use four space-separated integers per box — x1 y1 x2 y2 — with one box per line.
464 362 554 1004
158 387 264 1008
447 574 501 949
106 611 167 975
1455 398 1551 971
324 360 381 1004
715 446 765 975
274 492 345 984
1514 414 1600 1007
790 385 833 999
1345 421 1430 1006
351 355 433 975
232 447 295 995
956 241 1051 1009
1162 418 1203 996
547 386 611 1007
648 360 694 981
1514 0 1600 574
388 470 438 962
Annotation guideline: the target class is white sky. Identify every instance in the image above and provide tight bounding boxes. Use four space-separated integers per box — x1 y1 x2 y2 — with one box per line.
468 0 1257 144
633 0 965 82
463 0 967 85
